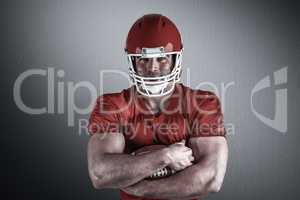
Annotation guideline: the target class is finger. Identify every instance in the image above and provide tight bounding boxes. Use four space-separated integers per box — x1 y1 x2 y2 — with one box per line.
182 145 190 149
186 161 193 166
180 159 192 166
173 164 183 171
175 140 185 146
181 160 192 168
189 155 195 162
183 149 193 155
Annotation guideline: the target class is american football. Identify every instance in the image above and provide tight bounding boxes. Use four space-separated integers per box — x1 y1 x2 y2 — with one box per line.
133 145 176 180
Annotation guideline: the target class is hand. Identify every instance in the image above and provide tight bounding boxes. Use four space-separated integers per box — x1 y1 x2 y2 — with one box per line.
165 140 194 171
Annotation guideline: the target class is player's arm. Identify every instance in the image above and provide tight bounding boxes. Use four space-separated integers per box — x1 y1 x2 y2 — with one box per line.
87 132 172 189
122 136 228 199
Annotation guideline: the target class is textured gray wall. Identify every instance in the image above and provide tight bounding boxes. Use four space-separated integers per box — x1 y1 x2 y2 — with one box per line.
1 0 300 199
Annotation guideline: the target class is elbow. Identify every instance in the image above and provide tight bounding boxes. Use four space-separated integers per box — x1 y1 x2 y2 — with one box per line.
89 167 109 189
91 176 105 190
91 178 103 190
193 170 224 196
207 176 224 193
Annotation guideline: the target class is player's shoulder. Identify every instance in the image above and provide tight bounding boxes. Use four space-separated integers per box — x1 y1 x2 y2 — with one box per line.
97 86 135 104
179 83 217 98
178 84 221 111
91 86 135 116
178 84 222 118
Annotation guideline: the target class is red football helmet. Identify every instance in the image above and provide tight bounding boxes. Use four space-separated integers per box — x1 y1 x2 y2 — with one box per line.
125 14 183 97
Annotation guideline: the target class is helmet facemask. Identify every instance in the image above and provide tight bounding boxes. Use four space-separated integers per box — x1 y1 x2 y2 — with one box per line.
126 47 183 97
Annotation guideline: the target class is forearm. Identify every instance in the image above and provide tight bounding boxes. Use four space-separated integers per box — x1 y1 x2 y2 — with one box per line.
91 149 170 189
122 162 214 199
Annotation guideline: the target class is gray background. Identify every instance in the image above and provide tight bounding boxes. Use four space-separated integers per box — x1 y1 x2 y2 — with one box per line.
1 0 300 199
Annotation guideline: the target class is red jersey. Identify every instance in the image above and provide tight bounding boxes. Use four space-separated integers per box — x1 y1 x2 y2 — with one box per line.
88 83 226 200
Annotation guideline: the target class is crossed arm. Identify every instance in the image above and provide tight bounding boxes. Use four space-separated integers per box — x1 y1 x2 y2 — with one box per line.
87 133 228 199
121 136 228 199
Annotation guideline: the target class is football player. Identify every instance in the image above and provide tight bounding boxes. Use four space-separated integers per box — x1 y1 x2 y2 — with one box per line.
87 14 228 200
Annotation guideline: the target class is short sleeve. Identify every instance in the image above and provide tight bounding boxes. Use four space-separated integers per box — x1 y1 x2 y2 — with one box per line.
88 95 123 136
189 91 226 138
